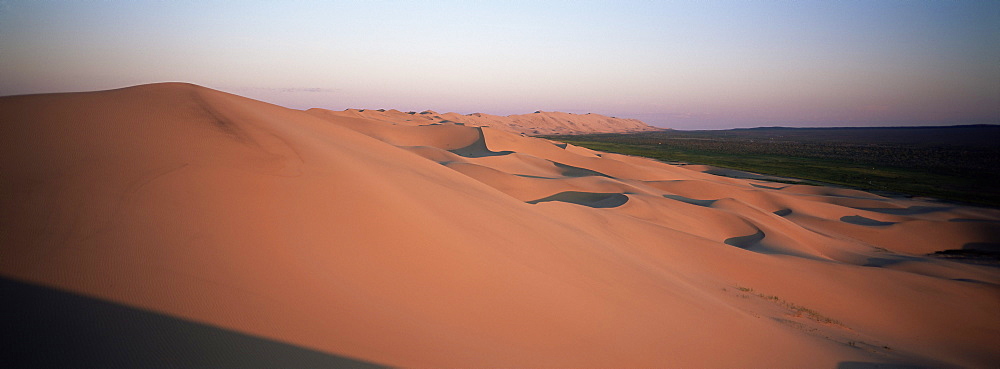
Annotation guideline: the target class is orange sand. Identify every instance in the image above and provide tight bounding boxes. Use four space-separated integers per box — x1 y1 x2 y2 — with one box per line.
312 107 661 135
2 83 998 368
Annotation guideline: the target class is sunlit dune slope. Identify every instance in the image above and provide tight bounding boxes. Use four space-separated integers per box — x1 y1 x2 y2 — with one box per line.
2 83 998 368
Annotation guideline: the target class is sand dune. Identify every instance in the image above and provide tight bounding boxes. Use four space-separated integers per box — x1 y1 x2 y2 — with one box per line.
309 106 662 135
2 83 998 368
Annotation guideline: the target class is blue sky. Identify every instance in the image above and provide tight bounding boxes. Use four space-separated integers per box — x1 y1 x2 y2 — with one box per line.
1 0 997 129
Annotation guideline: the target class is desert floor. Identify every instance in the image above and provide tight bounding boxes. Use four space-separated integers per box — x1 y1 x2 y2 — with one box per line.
2 83 998 368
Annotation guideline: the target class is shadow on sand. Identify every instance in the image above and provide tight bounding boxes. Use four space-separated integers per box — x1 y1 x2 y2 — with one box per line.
553 161 613 178
527 191 629 208
854 206 951 216
0 277 386 369
837 361 925 369
724 229 766 249
840 215 897 227
662 194 717 207
448 127 514 158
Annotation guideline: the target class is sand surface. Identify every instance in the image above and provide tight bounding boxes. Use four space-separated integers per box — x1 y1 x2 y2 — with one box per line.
2 83 998 368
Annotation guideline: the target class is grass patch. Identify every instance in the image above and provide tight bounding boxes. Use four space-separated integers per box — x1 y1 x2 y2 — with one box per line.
541 127 1000 207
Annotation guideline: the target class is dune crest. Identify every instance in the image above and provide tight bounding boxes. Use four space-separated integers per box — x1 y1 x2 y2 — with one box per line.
309 106 662 135
2 83 998 368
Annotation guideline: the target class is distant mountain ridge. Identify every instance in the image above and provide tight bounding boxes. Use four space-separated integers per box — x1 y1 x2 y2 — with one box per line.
313 108 663 135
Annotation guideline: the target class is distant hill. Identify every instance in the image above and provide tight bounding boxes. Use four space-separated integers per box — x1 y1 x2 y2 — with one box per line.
310 108 663 135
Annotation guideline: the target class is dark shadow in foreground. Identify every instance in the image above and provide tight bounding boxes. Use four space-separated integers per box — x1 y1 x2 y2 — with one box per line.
0 276 387 369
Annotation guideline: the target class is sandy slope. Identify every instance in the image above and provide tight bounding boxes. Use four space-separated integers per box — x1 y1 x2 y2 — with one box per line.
311 107 661 135
2 83 998 368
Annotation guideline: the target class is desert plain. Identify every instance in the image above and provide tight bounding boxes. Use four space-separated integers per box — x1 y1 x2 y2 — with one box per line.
1 83 998 368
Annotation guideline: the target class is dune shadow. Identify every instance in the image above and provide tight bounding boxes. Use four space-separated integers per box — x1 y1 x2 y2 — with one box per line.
527 191 629 208
951 278 994 285
553 162 612 178
841 215 897 226
448 127 514 158
512 174 554 179
862 255 924 267
662 194 717 207
0 277 386 369
773 208 792 217
724 229 765 249
837 361 924 369
855 206 950 216
750 183 788 190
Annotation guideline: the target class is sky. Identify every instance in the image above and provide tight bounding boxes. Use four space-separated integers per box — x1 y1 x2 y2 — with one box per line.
1 1 997 129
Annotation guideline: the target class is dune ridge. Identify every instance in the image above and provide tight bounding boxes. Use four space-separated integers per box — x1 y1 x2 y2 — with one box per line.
310 107 662 135
2 83 998 368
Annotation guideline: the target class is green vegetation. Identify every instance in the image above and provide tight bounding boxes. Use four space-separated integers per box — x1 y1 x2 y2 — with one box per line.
541 125 1000 207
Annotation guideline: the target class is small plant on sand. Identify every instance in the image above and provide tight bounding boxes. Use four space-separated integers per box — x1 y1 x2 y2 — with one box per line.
789 304 842 325
732 284 844 327
759 294 780 301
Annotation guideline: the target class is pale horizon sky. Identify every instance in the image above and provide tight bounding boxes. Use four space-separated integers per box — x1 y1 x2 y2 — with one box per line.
1 0 997 129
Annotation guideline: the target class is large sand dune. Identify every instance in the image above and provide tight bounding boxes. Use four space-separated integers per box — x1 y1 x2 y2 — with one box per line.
311 106 661 135
2 83 998 368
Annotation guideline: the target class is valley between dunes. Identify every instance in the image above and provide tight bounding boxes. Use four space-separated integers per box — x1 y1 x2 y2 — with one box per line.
2 83 998 368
